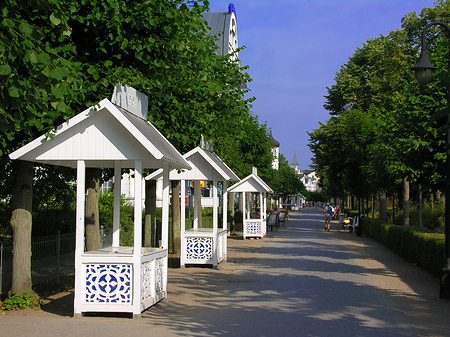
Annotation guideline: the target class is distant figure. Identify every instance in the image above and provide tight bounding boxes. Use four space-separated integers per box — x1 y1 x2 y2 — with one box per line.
323 203 332 231
272 208 280 215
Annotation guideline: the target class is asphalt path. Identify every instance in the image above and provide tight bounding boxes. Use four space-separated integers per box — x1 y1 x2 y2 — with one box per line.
1 207 449 336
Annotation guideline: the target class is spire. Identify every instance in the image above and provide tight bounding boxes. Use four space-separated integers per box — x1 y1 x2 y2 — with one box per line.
291 151 299 167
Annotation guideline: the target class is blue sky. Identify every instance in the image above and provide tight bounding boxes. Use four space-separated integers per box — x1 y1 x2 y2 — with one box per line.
208 0 437 169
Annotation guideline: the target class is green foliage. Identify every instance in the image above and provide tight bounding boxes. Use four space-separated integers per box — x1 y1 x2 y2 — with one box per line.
1 292 42 311
262 155 306 196
0 201 12 236
234 210 243 224
98 191 134 246
310 1 450 204
362 217 445 276
0 0 272 207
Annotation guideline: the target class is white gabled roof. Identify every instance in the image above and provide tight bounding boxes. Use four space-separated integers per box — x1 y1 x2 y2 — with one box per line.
146 146 239 182
9 98 191 170
227 167 273 193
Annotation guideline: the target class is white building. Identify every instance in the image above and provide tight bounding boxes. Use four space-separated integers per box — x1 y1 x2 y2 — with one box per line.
291 152 321 193
202 4 239 59
270 133 280 170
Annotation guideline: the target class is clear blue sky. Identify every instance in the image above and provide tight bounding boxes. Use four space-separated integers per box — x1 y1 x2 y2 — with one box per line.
208 0 437 169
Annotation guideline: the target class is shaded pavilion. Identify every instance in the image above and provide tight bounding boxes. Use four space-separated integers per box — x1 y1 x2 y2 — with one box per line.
9 85 190 318
146 142 239 267
228 167 273 239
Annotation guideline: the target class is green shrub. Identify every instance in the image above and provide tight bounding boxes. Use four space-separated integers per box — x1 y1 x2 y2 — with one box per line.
234 211 243 224
1 292 42 311
361 218 445 276
99 192 134 246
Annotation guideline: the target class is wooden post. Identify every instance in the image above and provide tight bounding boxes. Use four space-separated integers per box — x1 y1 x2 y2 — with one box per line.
181 179 186 267
113 161 121 247
223 181 228 231
133 160 142 317
162 163 170 249
243 191 246 239
213 180 218 266
74 160 86 317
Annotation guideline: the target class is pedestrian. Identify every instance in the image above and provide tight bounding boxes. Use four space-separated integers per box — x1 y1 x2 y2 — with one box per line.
323 203 332 231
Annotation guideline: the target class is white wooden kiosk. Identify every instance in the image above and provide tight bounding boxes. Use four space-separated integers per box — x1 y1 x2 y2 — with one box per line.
228 168 273 239
146 143 239 267
9 85 191 318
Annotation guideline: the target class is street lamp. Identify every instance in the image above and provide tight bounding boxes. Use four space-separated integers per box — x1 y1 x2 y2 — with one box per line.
411 21 450 299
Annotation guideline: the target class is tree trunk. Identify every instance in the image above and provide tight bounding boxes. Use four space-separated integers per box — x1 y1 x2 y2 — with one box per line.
194 180 202 228
228 192 235 233
85 168 101 251
144 179 157 247
379 191 387 221
10 160 33 295
171 181 181 255
431 190 435 209
436 190 442 207
371 195 375 218
392 191 395 223
238 193 243 212
403 176 410 226
418 185 423 227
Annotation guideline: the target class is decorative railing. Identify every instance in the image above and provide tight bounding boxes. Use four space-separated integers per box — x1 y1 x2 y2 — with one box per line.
79 247 167 314
182 229 228 266
244 219 266 238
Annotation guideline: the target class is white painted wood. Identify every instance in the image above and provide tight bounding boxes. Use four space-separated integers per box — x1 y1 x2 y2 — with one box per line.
74 160 86 316
180 179 186 267
212 181 218 266
9 98 191 171
162 163 169 250
113 161 121 247
223 181 228 230
132 160 143 316
133 160 143 250
9 93 191 317
145 147 239 183
242 191 246 240
193 182 198 230
111 84 148 120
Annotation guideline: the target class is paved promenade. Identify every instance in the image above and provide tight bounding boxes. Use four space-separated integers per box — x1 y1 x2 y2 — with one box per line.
1 207 449 336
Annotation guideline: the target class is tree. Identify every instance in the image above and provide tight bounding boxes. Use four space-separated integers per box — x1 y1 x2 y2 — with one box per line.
313 18 448 221
3 0 273 289
263 155 306 199
1 0 83 294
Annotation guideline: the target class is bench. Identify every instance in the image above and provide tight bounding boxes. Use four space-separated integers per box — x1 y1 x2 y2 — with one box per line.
279 212 287 227
267 214 279 231
279 208 289 220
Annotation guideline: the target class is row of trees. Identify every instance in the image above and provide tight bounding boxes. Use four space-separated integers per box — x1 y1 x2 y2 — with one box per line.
308 1 449 224
1 0 305 295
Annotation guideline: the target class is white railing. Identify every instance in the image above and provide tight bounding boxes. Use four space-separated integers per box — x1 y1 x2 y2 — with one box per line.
243 219 266 239
79 247 167 315
182 228 227 267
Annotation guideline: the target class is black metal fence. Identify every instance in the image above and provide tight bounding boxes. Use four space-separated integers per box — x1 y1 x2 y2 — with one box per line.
0 228 112 295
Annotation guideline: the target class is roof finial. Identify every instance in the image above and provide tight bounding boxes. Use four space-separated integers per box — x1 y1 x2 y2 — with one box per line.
200 135 214 152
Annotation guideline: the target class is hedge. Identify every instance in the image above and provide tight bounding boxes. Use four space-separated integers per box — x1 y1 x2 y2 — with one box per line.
361 217 445 276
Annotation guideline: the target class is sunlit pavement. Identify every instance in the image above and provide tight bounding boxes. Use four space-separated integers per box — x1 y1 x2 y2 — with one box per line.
1 207 449 337
142 207 450 337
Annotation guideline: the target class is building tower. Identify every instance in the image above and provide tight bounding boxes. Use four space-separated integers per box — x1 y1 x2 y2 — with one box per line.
270 132 280 170
291 151 300 174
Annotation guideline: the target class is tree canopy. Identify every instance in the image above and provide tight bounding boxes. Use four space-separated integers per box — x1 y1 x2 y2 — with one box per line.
309 0 450 205
0 0 273 198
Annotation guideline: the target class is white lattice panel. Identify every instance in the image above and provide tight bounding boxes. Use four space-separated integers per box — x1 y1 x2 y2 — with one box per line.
155 257 165 296
141 261 152 302
246 222 262 236
85 264 132 304
185 237 212 260
218 234 223 260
